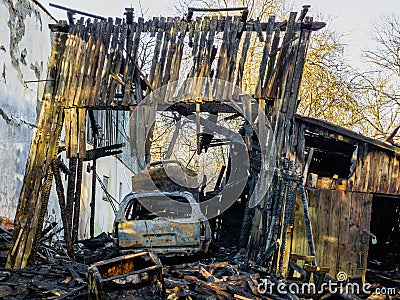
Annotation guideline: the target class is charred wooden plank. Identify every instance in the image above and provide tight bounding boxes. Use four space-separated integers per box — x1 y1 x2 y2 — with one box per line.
255 16 275 98
83 143 124 161
108 21 127 106
262 26 281 99
82 20 102 106
148 17 165 89
154 17 173 91
236 22 253 89
91 18 113 106
78 108 87 157
164 20 183 103
202 16 218 99
103 18 122 106
99 18 119 105
65 157 77 241
266 12 297 100
223 16 241 100
169 20 188 96
81 21 102 107
72 158 83 243
73 19 96 107
7 31 68 269
130 17 144 105
63 18 84 108
193 17 210 99
283 20 308 120
214 16 231 99
162 17 179 86
69 107 78 157
52 159 73 256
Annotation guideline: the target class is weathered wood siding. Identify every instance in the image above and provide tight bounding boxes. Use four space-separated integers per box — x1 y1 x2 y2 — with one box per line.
292 190 373 277
349 144 400 194
292 117 400 278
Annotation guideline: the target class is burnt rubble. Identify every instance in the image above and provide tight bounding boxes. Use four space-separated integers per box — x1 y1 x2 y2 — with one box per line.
0 229 399 299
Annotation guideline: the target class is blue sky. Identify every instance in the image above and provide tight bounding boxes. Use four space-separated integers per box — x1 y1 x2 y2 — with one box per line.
43 0 400 67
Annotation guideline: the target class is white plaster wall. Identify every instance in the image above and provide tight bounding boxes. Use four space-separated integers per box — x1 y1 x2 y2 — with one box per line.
45 146 136 240
0 0 136 240
0 0 55 219
78 154 135 239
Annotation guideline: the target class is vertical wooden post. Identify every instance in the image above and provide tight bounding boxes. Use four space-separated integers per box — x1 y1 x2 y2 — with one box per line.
33 163 54 254
52 159 73 257
66 157 77 236
299 182 317 264
90 137 97 238
239 172 257 249
72 158 83 243
7 30 67 269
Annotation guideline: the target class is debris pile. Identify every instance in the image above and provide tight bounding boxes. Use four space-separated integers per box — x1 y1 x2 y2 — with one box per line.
74 232 115 265
0 232 399 299
163 246 283 300
0 217 13 264
0 231 115 299
164 261 265 300
0 257 88 299
366 267 400 298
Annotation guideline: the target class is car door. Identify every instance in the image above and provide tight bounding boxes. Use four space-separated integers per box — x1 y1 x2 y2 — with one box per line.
115 196 153 250
117 219 150 249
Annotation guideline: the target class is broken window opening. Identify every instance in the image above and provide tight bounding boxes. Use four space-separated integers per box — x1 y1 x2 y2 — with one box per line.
305 130 357 179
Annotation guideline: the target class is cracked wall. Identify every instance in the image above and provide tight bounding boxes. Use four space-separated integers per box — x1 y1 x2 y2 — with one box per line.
0 0 55 219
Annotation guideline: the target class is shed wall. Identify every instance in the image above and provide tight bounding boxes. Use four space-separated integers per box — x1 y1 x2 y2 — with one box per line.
291 119 399 278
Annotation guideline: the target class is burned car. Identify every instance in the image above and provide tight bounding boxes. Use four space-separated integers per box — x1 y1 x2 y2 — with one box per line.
114 190 211 256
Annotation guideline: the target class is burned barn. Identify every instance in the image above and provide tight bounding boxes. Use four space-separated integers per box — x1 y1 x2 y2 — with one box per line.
291 115 400 279
210 113 400 281
0 1 399 299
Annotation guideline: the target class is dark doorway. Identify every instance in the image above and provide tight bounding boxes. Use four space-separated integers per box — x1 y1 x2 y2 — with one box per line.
368 195 400 269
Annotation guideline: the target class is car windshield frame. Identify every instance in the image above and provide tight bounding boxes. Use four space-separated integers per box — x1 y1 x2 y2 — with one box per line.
124 194 194 221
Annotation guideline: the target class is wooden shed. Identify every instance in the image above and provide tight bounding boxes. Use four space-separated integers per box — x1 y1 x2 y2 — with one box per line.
290 115 400 279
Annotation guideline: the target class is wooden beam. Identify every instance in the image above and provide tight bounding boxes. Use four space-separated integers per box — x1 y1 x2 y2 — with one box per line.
7 30 68 269
52 159 73 256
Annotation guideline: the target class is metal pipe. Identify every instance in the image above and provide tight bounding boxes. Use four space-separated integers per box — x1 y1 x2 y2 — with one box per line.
49 3 106 20
188 7 247 12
